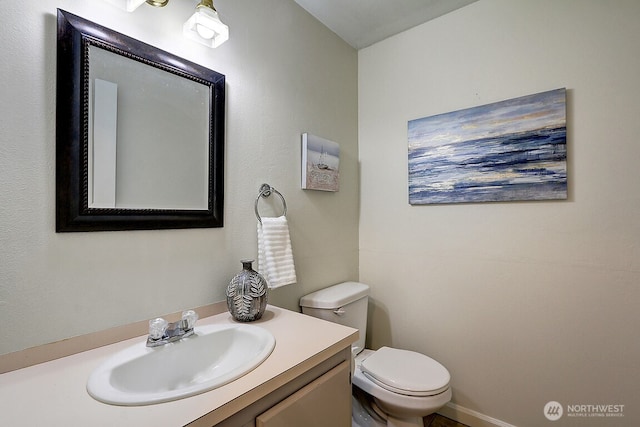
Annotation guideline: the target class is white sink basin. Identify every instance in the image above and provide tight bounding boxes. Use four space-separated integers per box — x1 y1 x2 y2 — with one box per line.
87 323 275 406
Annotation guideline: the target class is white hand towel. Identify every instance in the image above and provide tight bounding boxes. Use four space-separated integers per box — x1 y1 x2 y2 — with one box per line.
257 216 297 289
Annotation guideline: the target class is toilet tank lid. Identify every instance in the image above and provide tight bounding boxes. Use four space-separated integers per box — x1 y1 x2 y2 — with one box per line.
300 282 370 309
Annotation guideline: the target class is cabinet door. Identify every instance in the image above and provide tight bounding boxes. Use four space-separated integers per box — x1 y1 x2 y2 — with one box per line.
256 361 351 427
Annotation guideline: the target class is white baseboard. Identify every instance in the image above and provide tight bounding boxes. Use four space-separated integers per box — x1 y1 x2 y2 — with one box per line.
438 402 517 427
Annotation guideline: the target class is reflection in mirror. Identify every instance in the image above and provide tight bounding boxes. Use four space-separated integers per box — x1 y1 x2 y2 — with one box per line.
56 10 225 231
88 46 209 210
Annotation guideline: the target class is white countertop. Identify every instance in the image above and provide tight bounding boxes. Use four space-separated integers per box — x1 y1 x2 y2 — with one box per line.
0 306 357 427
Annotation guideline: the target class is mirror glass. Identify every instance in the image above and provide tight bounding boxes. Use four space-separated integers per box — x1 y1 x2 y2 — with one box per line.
88 46 210 210
56 10 225 231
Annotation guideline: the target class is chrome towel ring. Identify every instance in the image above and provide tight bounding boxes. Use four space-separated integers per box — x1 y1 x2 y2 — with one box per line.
255 183 287 223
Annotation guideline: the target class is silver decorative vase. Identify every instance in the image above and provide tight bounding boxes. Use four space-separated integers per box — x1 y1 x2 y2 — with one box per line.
226 260 268 322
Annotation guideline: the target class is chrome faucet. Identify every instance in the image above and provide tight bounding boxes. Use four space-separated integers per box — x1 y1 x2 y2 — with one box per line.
146 310 199 347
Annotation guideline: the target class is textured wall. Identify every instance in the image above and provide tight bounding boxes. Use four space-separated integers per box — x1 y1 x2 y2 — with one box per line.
359 0 639 425
0 0 358 355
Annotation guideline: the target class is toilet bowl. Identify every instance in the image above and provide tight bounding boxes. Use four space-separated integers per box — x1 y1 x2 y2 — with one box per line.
353 349 451 426
300 282 452 427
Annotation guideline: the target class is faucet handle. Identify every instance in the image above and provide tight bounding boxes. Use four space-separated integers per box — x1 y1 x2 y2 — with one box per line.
182 310 199 329
149 317 169 340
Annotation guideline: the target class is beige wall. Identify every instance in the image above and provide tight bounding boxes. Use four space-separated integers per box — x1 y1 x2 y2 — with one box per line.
359 0 639 425
4 0 639 424
0 0 358 355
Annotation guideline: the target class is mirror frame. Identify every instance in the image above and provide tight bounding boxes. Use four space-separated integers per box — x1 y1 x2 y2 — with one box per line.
56 9 225 232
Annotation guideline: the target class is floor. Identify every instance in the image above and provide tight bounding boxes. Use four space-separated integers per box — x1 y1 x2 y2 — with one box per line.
424 413 470 427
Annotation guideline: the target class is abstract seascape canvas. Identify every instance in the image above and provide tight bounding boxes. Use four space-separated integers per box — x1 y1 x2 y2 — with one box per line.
408 88 567 204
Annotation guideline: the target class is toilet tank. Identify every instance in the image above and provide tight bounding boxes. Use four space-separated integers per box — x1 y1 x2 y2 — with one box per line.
300 282 369 355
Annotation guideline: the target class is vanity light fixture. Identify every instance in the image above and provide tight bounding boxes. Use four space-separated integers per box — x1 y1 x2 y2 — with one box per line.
104 0 148 12
105 0 168 12
182 0 229 48
103 0 228 48
145 0 169 6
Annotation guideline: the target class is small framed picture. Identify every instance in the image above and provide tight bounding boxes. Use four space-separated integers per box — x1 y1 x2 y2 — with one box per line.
301 133 339 192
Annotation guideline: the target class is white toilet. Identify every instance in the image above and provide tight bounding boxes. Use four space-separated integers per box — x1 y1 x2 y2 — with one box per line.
300 282 452 427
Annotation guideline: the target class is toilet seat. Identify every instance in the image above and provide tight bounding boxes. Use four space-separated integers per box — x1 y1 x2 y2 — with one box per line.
360 347 450 397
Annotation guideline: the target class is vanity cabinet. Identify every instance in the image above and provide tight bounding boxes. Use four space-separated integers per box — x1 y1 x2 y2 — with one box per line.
256 360 351 427
0 306 358 427
198 347 352 427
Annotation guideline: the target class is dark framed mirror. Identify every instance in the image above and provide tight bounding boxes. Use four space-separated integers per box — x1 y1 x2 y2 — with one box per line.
56 9 224 232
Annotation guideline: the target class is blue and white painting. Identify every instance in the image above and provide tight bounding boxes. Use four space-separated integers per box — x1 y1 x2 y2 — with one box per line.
408 88 567 204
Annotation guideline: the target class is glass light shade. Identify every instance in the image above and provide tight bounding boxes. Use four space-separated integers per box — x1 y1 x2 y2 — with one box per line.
183 6 229 48
104 0 147 12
